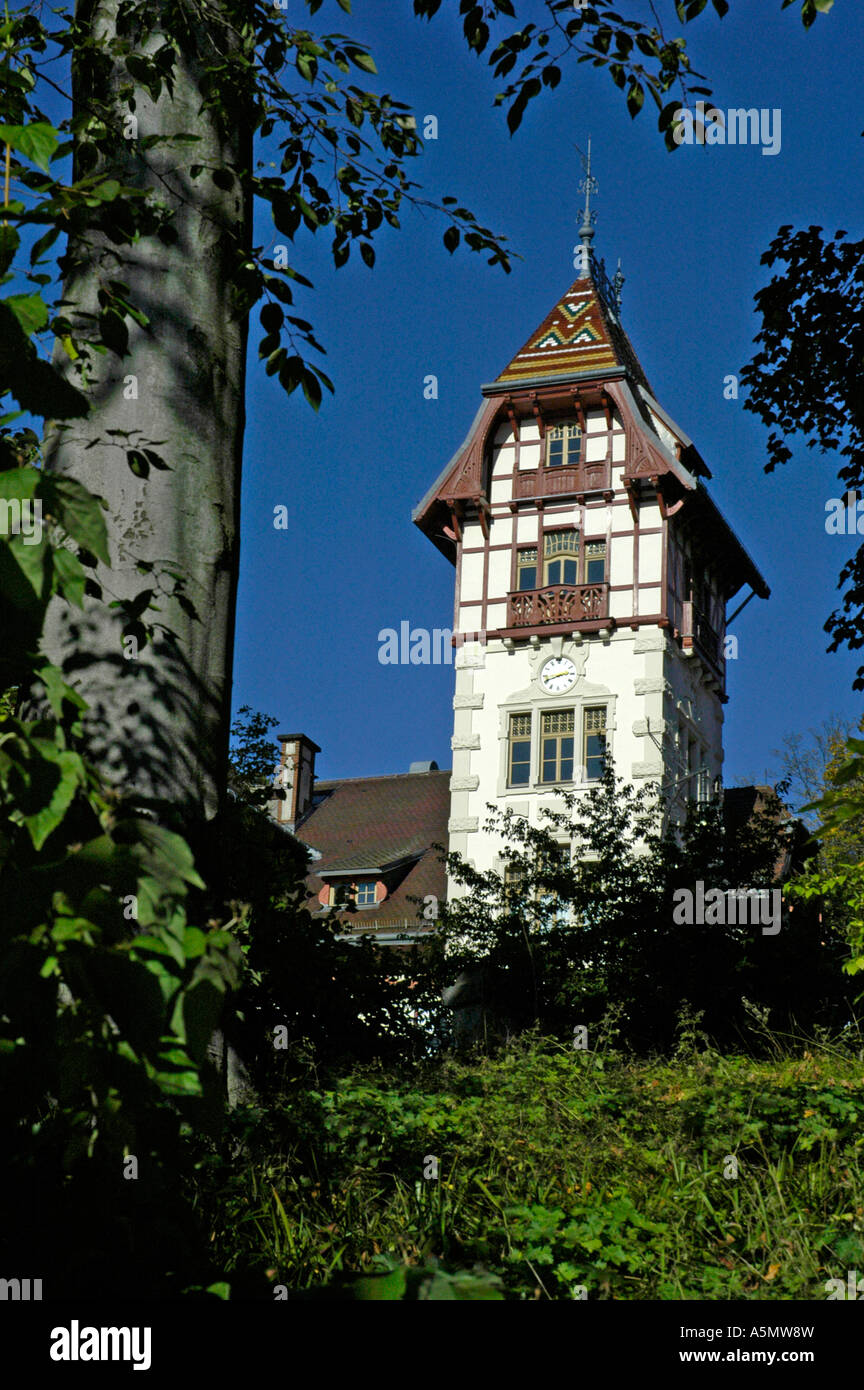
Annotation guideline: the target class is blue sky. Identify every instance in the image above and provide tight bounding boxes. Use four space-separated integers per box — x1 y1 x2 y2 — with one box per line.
229 3 862 787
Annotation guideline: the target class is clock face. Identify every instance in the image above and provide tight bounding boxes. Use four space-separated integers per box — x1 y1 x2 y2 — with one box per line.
540 656 578 694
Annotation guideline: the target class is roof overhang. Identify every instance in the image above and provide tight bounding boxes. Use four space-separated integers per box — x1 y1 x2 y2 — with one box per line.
313 851 423 879
480 365 628 396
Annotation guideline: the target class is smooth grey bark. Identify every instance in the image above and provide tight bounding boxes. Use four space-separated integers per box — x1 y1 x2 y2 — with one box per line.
41 0 251 820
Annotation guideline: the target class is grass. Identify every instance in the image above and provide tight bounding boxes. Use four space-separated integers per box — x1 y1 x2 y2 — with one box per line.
191 1031 864 1300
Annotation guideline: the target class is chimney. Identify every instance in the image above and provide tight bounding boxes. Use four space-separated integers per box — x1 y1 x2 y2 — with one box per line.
273 733 320 830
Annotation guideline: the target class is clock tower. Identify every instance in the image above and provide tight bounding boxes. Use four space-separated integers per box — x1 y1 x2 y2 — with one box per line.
413 203 768 894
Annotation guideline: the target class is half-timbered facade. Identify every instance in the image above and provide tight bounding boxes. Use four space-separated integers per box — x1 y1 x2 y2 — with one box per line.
413 252 769 886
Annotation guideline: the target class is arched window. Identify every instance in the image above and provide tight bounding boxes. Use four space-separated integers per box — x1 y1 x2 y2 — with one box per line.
543 529 579 586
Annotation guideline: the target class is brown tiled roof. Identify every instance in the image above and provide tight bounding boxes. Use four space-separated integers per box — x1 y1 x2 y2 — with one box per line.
297 769 450 934
723 784 798 880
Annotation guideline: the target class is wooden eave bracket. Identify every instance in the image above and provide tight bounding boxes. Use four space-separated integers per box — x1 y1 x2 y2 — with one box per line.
624 479 639 524
569 389 587 432
530 392 546 439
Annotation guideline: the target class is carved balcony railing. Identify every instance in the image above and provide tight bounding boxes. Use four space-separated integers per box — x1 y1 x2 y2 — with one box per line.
508 583 609 629
514 458 610 500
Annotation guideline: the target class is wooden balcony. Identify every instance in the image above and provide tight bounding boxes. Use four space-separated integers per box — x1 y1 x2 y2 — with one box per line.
507 583 609 630
513 459 610 500
682 601 724 686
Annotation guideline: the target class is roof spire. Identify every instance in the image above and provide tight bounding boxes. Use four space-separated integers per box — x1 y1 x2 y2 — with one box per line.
576 136 598 272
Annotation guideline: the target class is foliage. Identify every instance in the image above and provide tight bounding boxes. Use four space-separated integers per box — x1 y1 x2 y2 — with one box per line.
193 1032 864 1300
790 729 864 979
0 0 850 1302
225 814 441 1077
740 225 864 687
0 455 238 1295
433 771 850 1051
0 0 514 440
773 715 856 826
0 0 823 440
228 704 282 808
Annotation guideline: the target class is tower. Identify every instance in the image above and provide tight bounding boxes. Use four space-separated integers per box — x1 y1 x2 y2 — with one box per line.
413 170 769 889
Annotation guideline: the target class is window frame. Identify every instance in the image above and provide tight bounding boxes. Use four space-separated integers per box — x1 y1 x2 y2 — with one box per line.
507 711 533 787
583 705 607 782
540 707 576 784
542 528 580 588
353 878 377 907
545 420 582 469
584 539 607 586
516 546 538 592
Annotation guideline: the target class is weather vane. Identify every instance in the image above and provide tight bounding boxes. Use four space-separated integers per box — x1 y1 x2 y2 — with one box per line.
573 138 624 311
575 136 598 258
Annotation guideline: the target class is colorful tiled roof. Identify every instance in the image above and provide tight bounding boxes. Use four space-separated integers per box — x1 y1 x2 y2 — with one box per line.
494 266 650 391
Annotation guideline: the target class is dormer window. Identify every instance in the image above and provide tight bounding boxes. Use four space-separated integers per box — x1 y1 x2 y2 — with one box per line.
546 421 582 468
354 879 377 907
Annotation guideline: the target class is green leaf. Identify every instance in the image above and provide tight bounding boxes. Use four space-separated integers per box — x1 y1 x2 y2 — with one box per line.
52 545 87 607
38 661 88 717
90 178 123 202
260 302 284 333
295 193 319 227
278 355 304 396
626 82 644 118
6 294 49 338
0 122 60 173
39 476 110 564
0 467 38 504
18 748 85 850
0 225 20 276
6 532 50 602
127 449 150 478
350 50 377 74
350 1266 409 1300
183 927 208 958
29 225 60 267
301 367 322 411
0 303 90 420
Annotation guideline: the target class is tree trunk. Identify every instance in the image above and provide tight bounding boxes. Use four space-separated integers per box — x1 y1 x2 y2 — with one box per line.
40 0 251 821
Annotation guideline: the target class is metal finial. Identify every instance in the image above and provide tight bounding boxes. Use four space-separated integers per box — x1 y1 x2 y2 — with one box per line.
576 136 598 257
613 257 625 310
